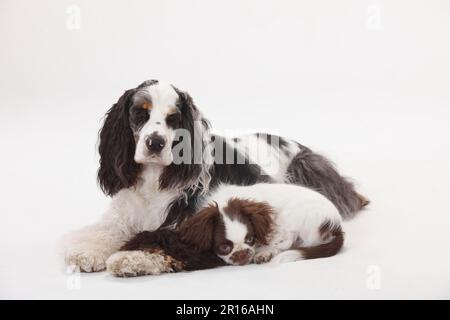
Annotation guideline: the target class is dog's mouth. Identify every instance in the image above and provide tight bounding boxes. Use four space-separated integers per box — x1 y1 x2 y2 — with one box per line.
135 149 173 167
143 156 166 166
147 149 173 166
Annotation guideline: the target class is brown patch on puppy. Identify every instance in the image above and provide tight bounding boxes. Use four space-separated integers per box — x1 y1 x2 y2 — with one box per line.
224 198 274 245
120 224 226 273
178 204 220 252
300 219 344 259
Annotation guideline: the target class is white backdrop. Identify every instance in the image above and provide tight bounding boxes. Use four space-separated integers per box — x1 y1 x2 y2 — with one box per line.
0 0 449 299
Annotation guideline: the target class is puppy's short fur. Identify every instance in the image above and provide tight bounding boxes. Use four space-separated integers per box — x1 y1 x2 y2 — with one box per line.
115 183 344 275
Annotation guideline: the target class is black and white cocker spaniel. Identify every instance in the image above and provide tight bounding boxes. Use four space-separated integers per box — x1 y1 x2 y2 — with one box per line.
63 79 368 273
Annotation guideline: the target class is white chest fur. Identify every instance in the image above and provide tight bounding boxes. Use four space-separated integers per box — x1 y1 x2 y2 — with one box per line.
109 165 181 233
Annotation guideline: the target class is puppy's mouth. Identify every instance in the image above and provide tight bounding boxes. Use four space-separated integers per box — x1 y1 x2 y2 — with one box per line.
232 257 251 266
229 251 253 266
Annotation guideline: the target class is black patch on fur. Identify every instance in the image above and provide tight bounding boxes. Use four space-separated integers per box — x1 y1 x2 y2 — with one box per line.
159 88 209 192
209 135 272 188
161 189 204 228
255 133 291 156
129 104 150 132
160 135 273 228
165 111 181 129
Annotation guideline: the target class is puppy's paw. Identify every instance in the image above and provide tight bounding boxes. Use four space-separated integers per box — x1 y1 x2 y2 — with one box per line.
106 250 179 277
253 250 275 264
64 248 108 272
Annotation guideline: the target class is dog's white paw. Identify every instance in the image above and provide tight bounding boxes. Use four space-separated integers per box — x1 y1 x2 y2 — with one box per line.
106 251 176 277
253 249 276 264
64 248 108 272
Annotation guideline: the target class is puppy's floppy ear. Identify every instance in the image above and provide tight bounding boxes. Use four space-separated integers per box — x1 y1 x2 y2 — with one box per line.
228 198 274 245
98 88 141 196
179 204 219 252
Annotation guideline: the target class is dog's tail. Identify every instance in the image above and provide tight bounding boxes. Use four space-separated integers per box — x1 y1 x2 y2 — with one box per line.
286 148 369 219
271 222 344 264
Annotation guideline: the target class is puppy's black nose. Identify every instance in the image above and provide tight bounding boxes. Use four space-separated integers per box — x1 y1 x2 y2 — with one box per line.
146 134 166 153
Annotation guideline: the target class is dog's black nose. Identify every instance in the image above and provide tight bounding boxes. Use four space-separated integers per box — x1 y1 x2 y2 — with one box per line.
146 134 166 153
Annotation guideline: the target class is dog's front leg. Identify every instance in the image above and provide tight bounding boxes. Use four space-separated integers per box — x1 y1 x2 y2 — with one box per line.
106 230 184 277
62 224 127 272
106 249 183 277
62 200 134 272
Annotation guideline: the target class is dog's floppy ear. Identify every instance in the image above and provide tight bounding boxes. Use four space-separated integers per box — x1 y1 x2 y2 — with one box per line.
98 88 141 196
159 87 212 228
228 198 274 245
179 204 219 252
171 87 211 161
172 87 200 115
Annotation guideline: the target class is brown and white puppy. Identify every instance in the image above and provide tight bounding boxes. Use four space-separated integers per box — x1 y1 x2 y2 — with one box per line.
181 183 345 266
179 199 272 266
107 183 344 276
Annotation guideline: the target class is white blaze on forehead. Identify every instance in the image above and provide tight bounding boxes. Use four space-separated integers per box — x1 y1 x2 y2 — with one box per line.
133 81 179 166
221 211 248 243
145 81 179 113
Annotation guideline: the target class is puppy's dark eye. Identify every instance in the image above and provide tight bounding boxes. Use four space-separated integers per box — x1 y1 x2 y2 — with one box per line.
166 112 181 127
218 244 232 255
245 236 255 245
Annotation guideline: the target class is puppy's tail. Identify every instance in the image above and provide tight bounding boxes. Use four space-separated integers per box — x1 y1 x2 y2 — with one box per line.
271 222 344 264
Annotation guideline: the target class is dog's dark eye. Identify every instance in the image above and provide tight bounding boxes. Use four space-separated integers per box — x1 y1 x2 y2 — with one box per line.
245 236 255 245
166 112 181 127
218 244 232 255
